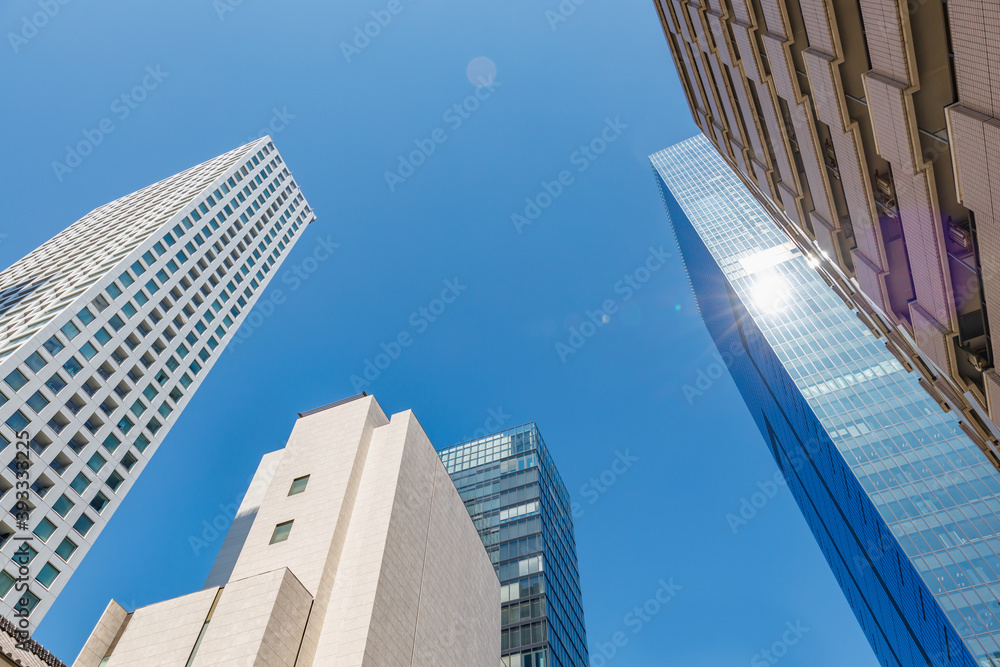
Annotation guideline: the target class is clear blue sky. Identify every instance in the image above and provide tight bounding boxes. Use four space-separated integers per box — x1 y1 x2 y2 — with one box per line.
1 0 879 664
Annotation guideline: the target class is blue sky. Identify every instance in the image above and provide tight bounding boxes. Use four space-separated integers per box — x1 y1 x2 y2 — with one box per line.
1 0 880 664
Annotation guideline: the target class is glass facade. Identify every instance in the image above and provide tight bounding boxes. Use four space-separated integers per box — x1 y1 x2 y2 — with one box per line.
653 134 1000 667
439 424 589 667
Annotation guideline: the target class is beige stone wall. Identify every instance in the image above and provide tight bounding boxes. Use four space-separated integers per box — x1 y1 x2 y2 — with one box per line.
75 395 499 666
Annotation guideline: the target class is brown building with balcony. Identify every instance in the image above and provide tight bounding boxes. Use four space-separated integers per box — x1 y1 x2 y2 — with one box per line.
653 0 1000 465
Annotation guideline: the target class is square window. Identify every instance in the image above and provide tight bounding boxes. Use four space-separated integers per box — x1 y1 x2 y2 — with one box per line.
135 291 149 306
87 453 106 473
102 434 120 453
106 283 122 299
0 571 14 598
122 302 137 318
143 385 158 400
158 403 173 418
131 400 146 417
5 369 27 391
78 307 95 325
288 476 309 496
168 387 183 402
269 520 293 544
53 495 74 517
80 342 98 360
25 352 45 373
95 328 112 345
63 357 84 377
26 391 49 414
92 295 110 312
6 410 30 432
45 373 67 394
33 518 56 542
135 434 151 452
14 591 39 617
179 373 193 388
117 416 134 434
90 492 109 513
119 271 135 287
108 315 125 331
55 537 77 562
106 471 125 492
70 473 91 494
121 452 138 472
73 514 95 536
166 356 180 371
147 417 162 435
43 335 64 356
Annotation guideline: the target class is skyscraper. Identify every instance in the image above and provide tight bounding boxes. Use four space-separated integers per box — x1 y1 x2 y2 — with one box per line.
74 394 499 667
0 137 315 625
653 134 1000 666
652 0 1000 455
438 424 589 667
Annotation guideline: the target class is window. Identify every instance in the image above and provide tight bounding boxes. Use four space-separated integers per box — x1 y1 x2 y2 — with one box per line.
4 369 27 391
6 410 29 432
73 514 95 536
15 591 39 617
55 537 77 561
70 473 91 494
36 562 59 589
0 571 14 598
102 434 120 453
106 471 125 492
63 357 84 377
53 495 74 517
121 452 137 472
148 417 162 435
77 307 95 325
26 391 48 413
87 453 106 473
135 434 151 453
80 342 98 360
45 373 67 394
33 518 56 542
106 283 122 299
95 328 112 345
270 520 293 544
25 352 45 373
43 335 64 355
90 492 109 513
288 476 309 496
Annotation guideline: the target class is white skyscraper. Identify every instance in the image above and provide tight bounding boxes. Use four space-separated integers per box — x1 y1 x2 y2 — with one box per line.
0 137 315 625
73 394 500 667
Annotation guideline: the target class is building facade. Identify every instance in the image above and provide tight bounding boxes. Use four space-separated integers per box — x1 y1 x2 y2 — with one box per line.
652 0 1000 464
0 138 315 625
439 424 589 667
653 134 1000 666
73 394 500 667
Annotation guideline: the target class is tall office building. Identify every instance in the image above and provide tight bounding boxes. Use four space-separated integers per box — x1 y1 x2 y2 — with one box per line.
653 0 1000 461
0 138 315 625
439 424 589 667
653 134 1000 666
74 394 499 666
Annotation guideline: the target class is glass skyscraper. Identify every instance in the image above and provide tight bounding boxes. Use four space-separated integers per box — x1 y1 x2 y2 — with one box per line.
653 134 1000 667
438 424 589 667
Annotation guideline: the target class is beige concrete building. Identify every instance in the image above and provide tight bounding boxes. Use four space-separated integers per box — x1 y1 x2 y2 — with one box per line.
71 394 500 666
654 0 1000 467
